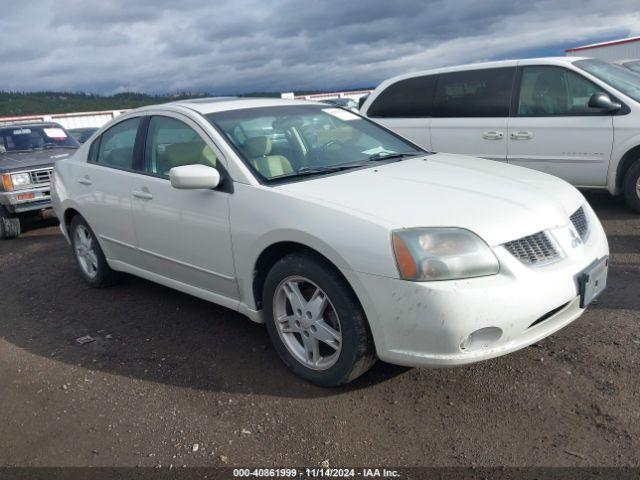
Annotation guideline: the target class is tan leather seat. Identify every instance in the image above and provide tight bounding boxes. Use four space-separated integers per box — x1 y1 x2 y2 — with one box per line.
243 136 293 178
157 143 217 175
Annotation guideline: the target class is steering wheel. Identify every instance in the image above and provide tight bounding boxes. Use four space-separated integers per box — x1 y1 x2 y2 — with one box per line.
320 139 344 151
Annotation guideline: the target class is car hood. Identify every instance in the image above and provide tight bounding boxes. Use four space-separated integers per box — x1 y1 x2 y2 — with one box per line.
276 153 585 246
0 148 76 173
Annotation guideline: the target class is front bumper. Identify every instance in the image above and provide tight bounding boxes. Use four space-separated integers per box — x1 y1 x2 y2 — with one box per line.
356 204 609 367
0 186 52 214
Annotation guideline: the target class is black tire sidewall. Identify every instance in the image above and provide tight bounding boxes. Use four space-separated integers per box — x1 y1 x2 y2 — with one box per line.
263 252 375 387
69 215 116 287
623 161 640 213
0 206 21 239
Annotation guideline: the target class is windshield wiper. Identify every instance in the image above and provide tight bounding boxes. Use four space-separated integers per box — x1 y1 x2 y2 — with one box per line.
273 163 368 180
368 152 421 161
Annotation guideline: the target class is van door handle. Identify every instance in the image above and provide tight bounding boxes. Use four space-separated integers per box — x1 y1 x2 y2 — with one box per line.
482 131 504 140
77 177 92 186
510 131 533 140
132 190 153 200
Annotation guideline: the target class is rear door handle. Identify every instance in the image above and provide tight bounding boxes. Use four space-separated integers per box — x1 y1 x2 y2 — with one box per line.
77 177 92 186
510 131 533 140
132 190 153 200
482 131 504 140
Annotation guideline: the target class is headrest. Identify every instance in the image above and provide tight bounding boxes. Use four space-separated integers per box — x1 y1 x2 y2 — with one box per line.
244 136 271 157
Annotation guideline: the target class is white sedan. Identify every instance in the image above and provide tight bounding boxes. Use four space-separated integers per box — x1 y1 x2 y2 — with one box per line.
52 98 609 386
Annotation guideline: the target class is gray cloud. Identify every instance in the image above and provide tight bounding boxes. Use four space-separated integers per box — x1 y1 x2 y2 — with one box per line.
1 0 639 94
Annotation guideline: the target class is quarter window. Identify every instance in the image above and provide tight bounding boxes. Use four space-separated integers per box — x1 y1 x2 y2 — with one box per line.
144 116 217 176
433 68 515 117
96 118 141 169
367 75 437 118
517 66 606 116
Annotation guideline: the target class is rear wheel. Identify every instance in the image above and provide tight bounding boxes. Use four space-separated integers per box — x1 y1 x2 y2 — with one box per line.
263 252 376 386
623 160 640 213
70 215 120 287
0 206 21 240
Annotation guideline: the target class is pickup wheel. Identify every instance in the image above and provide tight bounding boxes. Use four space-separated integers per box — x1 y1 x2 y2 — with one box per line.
263 252 377 387
0 206 21 240
70 215 120 287
623 161 640 213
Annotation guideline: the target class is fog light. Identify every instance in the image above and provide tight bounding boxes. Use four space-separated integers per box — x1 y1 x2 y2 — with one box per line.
460 335 472 351
459 327 503 352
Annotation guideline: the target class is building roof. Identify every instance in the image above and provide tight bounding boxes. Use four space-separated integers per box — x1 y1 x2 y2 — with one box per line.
566 36 640 53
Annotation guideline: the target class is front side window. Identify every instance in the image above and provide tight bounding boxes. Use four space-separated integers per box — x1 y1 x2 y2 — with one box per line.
367 75 437 118
433 67 515 117
207 105 424 181
517 66 606 116
144 116 217 176
95 118 140 169
574 58 640 103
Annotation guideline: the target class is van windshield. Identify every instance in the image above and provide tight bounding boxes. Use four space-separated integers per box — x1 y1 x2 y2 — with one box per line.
574 59 640 103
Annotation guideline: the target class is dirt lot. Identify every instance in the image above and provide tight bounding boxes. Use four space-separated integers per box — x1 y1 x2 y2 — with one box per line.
0 190 638 468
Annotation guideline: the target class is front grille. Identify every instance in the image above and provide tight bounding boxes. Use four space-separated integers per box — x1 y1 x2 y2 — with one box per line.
30 168 52 185
503 231 560 266
570 206 589 240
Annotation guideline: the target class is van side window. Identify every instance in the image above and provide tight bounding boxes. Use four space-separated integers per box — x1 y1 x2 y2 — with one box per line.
433 68 515 117
95 118 141 169
517 66 606 116
367 75 437 118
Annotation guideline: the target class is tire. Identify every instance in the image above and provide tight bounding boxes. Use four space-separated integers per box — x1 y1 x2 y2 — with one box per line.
0 206 21 240
69 215 120 287
263 252 377 386
623 161 640 213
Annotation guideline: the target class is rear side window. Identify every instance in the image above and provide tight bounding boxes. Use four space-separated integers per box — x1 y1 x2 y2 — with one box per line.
517 66 607 116
433 67 515 117
367 75 437 118
95 118 141 169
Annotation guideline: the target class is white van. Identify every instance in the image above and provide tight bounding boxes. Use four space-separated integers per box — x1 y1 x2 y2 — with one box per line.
361 57 640 212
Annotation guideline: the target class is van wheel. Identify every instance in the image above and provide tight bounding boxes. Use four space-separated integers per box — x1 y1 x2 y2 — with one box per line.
623 161 640 213
70 215 120 287
263 252 377 386
0 206 21 240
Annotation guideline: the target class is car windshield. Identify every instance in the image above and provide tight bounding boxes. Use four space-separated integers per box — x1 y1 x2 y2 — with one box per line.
0 125 79 153
623 60 640 75
574 59 640 102
207 105 424 181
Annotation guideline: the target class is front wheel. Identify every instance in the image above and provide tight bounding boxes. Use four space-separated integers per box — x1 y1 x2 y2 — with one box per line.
0 206 21 240
623 161 640 213
70 215 120 287
263 252 376 386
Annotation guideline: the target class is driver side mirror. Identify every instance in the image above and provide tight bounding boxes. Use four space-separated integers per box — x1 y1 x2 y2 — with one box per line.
169 164 221 190
588 92 622 112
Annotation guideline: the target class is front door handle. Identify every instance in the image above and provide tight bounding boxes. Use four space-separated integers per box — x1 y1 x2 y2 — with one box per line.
132 190 153 200
510 131 534 140
482 131 504 140
77 176 92 186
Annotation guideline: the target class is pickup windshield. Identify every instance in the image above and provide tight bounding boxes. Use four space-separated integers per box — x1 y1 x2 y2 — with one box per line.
574 59 640 103
207 105 424 182
0 125 80 153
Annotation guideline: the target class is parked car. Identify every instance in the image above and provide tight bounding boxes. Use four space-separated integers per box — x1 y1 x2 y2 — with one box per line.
320 98 359 112
69 127 98 144
52 98 608 386
0 122 79 239
361 57 640 212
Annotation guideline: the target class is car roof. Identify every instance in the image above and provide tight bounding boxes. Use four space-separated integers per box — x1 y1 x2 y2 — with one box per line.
135 97 323 116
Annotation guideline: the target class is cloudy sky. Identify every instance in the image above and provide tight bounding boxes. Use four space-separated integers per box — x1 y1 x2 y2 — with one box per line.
2 0 639 95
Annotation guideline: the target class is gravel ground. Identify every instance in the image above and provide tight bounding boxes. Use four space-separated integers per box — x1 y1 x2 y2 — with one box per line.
0 190 638 468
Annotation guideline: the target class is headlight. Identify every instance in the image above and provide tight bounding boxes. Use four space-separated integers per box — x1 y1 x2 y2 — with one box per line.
11 172 32 189
392 228 499 281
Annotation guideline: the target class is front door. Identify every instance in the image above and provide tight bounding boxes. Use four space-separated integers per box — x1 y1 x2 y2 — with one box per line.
130 114 238 299
507 65 614 186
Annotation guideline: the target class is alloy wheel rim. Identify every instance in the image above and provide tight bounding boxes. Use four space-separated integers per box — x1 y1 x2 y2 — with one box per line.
74 225 98 279
273 276 342 370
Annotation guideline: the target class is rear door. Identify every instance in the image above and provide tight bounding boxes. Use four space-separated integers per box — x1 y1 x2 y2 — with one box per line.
130 113 238 300
507 65 614 186
73 116 143 266
364 75 436 149
430 67 515 162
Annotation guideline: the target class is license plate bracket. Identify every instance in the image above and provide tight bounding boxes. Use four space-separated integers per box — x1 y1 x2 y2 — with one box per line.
578 256 608 308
